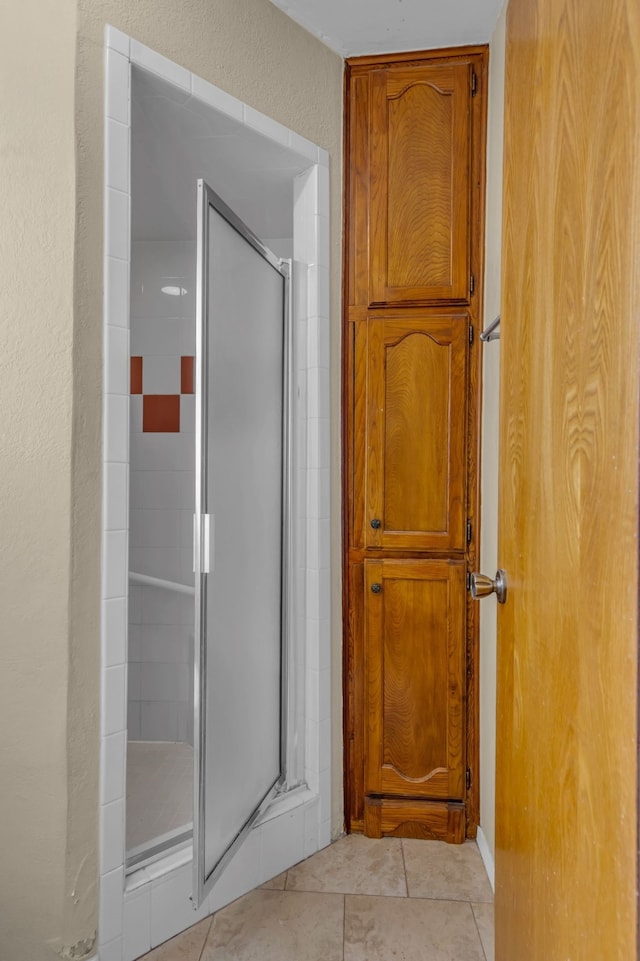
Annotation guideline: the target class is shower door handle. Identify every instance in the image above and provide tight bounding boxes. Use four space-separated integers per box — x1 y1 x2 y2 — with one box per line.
193 513 215 574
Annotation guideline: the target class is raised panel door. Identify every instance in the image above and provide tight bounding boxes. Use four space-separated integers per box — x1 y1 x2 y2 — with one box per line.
364 558 466 799
364 314 468 551
370 62 472 305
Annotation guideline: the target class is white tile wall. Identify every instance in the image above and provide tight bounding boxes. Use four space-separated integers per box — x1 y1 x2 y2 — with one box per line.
102 30 331 960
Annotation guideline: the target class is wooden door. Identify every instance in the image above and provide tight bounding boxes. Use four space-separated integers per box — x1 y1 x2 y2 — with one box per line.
496 0 640 957
364 558 466 801
364 314 468 552
370 61 472 306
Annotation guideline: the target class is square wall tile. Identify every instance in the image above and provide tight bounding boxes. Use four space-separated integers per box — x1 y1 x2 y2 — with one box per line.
143 395 180 433
209 827 261 913
104 462 128 532
106 48 129 126
143 355 181 394
106 118 129 194
101 731 126 804
130 40 191 93
105 24 130 56
103 530 127 599
101 799 125 875
130 357 142 394
103 664 126 736
191 75 243 122
181 355 194 394
105 256 129 328
98 936 123 961
105 394 129 463
103 597 126 667
289 129 319 163
105 325 129 396
99 866 124 947
123 886 151 961
150 865 210 948
105 188 129 262
260 806 305 882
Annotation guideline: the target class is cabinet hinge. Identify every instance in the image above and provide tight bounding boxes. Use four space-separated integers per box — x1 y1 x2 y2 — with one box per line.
470 273 475 295
466 768 472 790
466 571 471 591
471 71 477 97
469 324 474 346
466 520 472 544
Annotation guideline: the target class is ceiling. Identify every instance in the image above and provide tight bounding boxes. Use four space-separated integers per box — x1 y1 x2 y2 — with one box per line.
267 0 504 57
131 69 309 242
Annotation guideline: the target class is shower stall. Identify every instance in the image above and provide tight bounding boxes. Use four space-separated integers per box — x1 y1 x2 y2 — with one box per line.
100 35 331 950
125 65 306 895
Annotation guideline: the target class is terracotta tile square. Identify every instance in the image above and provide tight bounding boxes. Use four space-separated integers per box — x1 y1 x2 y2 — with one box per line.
202 889 343 961
472 902 494 961
131 356 143 394
143 395 180 433
181 355 194 394
285 834 406 896
344 895 485 961
402 839 493 903
140 917 211 960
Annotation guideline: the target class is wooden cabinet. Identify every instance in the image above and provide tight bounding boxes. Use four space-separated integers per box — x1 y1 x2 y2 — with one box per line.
370 62 473 306
344 46 487 843
364 559 466 800
363 314 469 552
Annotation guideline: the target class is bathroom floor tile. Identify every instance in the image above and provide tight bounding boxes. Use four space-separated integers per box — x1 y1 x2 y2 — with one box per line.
260 871 287 890
285 833 407 896
402 839 494 903
201 889 344 961
140 917 211 960
472 901 495 960
344 894 486 961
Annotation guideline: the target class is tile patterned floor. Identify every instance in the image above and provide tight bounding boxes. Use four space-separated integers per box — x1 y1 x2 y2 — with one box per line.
138 835 494 961
126 740 194 852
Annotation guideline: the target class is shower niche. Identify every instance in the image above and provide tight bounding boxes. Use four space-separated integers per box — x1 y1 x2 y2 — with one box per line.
124 64 317 903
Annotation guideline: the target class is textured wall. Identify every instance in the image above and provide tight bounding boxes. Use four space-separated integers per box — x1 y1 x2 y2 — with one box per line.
479 0 506 869
0 0 343 957
0 0 81 958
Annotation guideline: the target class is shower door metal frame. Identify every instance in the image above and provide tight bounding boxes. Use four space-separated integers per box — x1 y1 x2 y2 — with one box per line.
192 179 293 909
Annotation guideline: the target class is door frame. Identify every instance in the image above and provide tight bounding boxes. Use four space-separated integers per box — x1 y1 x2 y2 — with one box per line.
99 29 332 959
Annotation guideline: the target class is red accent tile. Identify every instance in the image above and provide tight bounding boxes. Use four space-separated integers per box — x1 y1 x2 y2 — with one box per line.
181 355 194 394
143 395 180 433
131 356 143 394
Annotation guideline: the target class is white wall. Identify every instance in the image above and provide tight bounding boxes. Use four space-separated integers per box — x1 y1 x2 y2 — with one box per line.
479 0 507 881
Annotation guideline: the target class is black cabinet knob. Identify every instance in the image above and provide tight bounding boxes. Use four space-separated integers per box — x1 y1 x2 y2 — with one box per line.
370 518 381 529
371 583 382 594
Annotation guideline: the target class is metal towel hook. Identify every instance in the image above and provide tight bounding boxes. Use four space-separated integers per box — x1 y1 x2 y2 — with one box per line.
480 315 500 342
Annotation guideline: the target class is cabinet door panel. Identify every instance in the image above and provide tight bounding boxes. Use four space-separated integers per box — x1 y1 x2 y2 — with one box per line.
365 315 467 551
370 63 471 305
364 559 466 799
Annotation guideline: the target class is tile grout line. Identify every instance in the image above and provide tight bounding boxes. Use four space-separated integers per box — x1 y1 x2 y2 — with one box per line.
470 902 489 961
196 914 214 961
342 893 346 961
400 839 409 898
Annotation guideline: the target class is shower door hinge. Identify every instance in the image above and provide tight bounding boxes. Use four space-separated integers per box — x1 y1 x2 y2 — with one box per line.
466 520 472 544
466 768 472 791
470 273 475 296
471 71 477 97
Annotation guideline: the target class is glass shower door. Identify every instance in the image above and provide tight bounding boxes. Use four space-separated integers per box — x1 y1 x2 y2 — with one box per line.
193 179 290 907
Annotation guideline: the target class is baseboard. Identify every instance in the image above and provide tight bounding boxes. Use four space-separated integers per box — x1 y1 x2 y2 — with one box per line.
476 825 495 891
